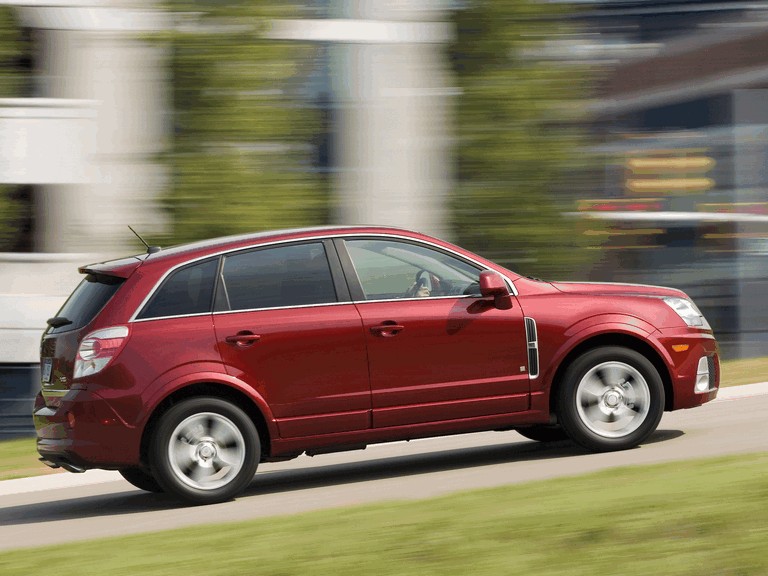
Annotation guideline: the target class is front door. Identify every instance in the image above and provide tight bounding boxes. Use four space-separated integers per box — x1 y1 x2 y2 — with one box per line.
339 238 530 428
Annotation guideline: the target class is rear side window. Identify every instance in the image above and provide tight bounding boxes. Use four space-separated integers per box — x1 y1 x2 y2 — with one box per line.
219 242 337 311
137 258 218 320
48 274 124 334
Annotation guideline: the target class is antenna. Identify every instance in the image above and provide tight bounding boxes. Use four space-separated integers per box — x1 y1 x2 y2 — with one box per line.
128 225 162 254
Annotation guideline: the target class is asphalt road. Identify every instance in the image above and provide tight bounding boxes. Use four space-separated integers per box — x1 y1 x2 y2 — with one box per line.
1 386 766 552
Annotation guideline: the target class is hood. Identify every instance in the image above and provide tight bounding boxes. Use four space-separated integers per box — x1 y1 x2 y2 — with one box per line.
550 281 687 299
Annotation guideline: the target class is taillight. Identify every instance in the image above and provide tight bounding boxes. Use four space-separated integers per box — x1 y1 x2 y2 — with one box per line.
74 326 129 379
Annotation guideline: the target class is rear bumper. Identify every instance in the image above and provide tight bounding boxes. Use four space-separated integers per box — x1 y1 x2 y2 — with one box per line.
33 388 142 469
654 328 719 410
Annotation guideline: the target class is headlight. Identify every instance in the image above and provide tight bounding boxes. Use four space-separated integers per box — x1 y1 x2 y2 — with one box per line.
663 297 710 329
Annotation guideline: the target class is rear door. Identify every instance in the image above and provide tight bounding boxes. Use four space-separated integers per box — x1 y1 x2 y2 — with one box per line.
213 240 371 439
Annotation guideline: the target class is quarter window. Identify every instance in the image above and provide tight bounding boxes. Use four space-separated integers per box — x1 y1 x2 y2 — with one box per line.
345 239 481 300
220 242 337 311
138 258 218 319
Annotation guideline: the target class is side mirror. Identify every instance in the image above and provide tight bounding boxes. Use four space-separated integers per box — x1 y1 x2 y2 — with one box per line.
479 270 513 310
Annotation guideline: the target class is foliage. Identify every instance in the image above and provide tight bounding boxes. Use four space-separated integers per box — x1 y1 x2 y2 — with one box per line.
0 6 25 250
0 437 57 481
160 1 326 245
449 0 600 278
0 6 25 98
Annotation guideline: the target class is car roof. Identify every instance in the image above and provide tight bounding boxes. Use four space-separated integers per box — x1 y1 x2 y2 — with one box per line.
144 225 422 262
79 226 436 277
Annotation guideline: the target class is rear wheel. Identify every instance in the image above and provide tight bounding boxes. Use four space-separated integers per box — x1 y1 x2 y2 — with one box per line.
557 347 664 452
149 397 260 505
515 425 569 443
118 467 163 493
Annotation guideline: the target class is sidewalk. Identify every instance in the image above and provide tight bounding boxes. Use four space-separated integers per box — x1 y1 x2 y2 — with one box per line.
2 381 768 498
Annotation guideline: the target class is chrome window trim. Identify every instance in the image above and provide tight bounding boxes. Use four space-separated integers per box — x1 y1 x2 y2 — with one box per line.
349 294 479 306
213 300 355 317
128 233 518 322
132 311 214 323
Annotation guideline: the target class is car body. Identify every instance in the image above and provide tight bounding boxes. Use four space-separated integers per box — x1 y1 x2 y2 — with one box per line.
34 226 719 503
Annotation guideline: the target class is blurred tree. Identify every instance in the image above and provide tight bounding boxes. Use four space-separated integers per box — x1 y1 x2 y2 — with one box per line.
0 6 26 250
449 0 601 279
160 1 325 244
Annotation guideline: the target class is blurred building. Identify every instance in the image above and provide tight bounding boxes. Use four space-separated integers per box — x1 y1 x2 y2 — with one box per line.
564 0 768 358
0 0 167 436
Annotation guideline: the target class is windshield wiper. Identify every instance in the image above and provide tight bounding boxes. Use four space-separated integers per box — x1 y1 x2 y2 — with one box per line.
47 316 73 328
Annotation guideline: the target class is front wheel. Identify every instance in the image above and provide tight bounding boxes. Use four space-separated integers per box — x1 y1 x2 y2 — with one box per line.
557 347 664 452
149 397 260 505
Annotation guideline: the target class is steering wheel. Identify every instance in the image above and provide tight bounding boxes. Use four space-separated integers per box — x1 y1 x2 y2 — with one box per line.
405 269 436 298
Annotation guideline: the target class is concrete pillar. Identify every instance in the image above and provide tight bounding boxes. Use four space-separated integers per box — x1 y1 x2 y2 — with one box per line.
21 2 167 253
331 0 453 238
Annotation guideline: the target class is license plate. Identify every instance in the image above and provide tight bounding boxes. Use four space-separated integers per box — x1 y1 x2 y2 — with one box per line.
41 358 53 384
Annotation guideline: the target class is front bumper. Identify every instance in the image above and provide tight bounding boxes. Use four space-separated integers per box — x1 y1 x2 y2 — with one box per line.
654 327 719 410
33 387 142 470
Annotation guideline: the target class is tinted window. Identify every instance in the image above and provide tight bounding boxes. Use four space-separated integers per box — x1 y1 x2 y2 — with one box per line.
48 274 124 333
138 259 218 319
220 243 337 311
346 239 480 300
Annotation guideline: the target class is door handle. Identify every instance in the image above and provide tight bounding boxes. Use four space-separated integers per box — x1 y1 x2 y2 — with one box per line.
370 322 405 337
225 331 262 346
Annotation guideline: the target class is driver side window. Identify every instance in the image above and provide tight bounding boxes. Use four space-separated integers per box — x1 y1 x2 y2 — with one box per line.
345 239 481 301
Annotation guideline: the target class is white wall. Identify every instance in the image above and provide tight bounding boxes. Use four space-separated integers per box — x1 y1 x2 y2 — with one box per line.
0 254 89 363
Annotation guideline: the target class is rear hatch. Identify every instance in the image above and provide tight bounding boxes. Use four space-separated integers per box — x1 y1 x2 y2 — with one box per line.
40 256 143 406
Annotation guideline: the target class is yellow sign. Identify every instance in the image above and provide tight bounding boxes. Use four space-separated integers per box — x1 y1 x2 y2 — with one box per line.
626 177 715 194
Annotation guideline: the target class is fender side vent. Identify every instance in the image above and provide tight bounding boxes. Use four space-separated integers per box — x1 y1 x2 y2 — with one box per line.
525 317 539 379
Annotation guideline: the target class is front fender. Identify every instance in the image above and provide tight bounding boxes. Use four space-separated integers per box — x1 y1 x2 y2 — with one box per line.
538 314 667 393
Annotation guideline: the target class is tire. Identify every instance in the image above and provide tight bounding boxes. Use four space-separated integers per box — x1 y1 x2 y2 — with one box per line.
149 397 260 505
515 425 570 443
557 346 664 452
119 467 164 493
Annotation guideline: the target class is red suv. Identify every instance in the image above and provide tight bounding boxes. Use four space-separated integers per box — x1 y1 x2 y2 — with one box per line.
35 226 719 504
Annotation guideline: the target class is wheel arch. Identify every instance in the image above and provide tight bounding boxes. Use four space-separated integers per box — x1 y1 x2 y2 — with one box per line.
139 382 273 469
548 333 674 419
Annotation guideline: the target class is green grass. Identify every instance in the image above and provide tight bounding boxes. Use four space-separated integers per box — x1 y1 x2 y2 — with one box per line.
0 437 58 481
2 355 765 481
1 453 767 575
720 355 768 387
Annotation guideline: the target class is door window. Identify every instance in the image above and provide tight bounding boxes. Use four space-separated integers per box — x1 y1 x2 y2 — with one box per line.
219 242 337 311
345 239 481 300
